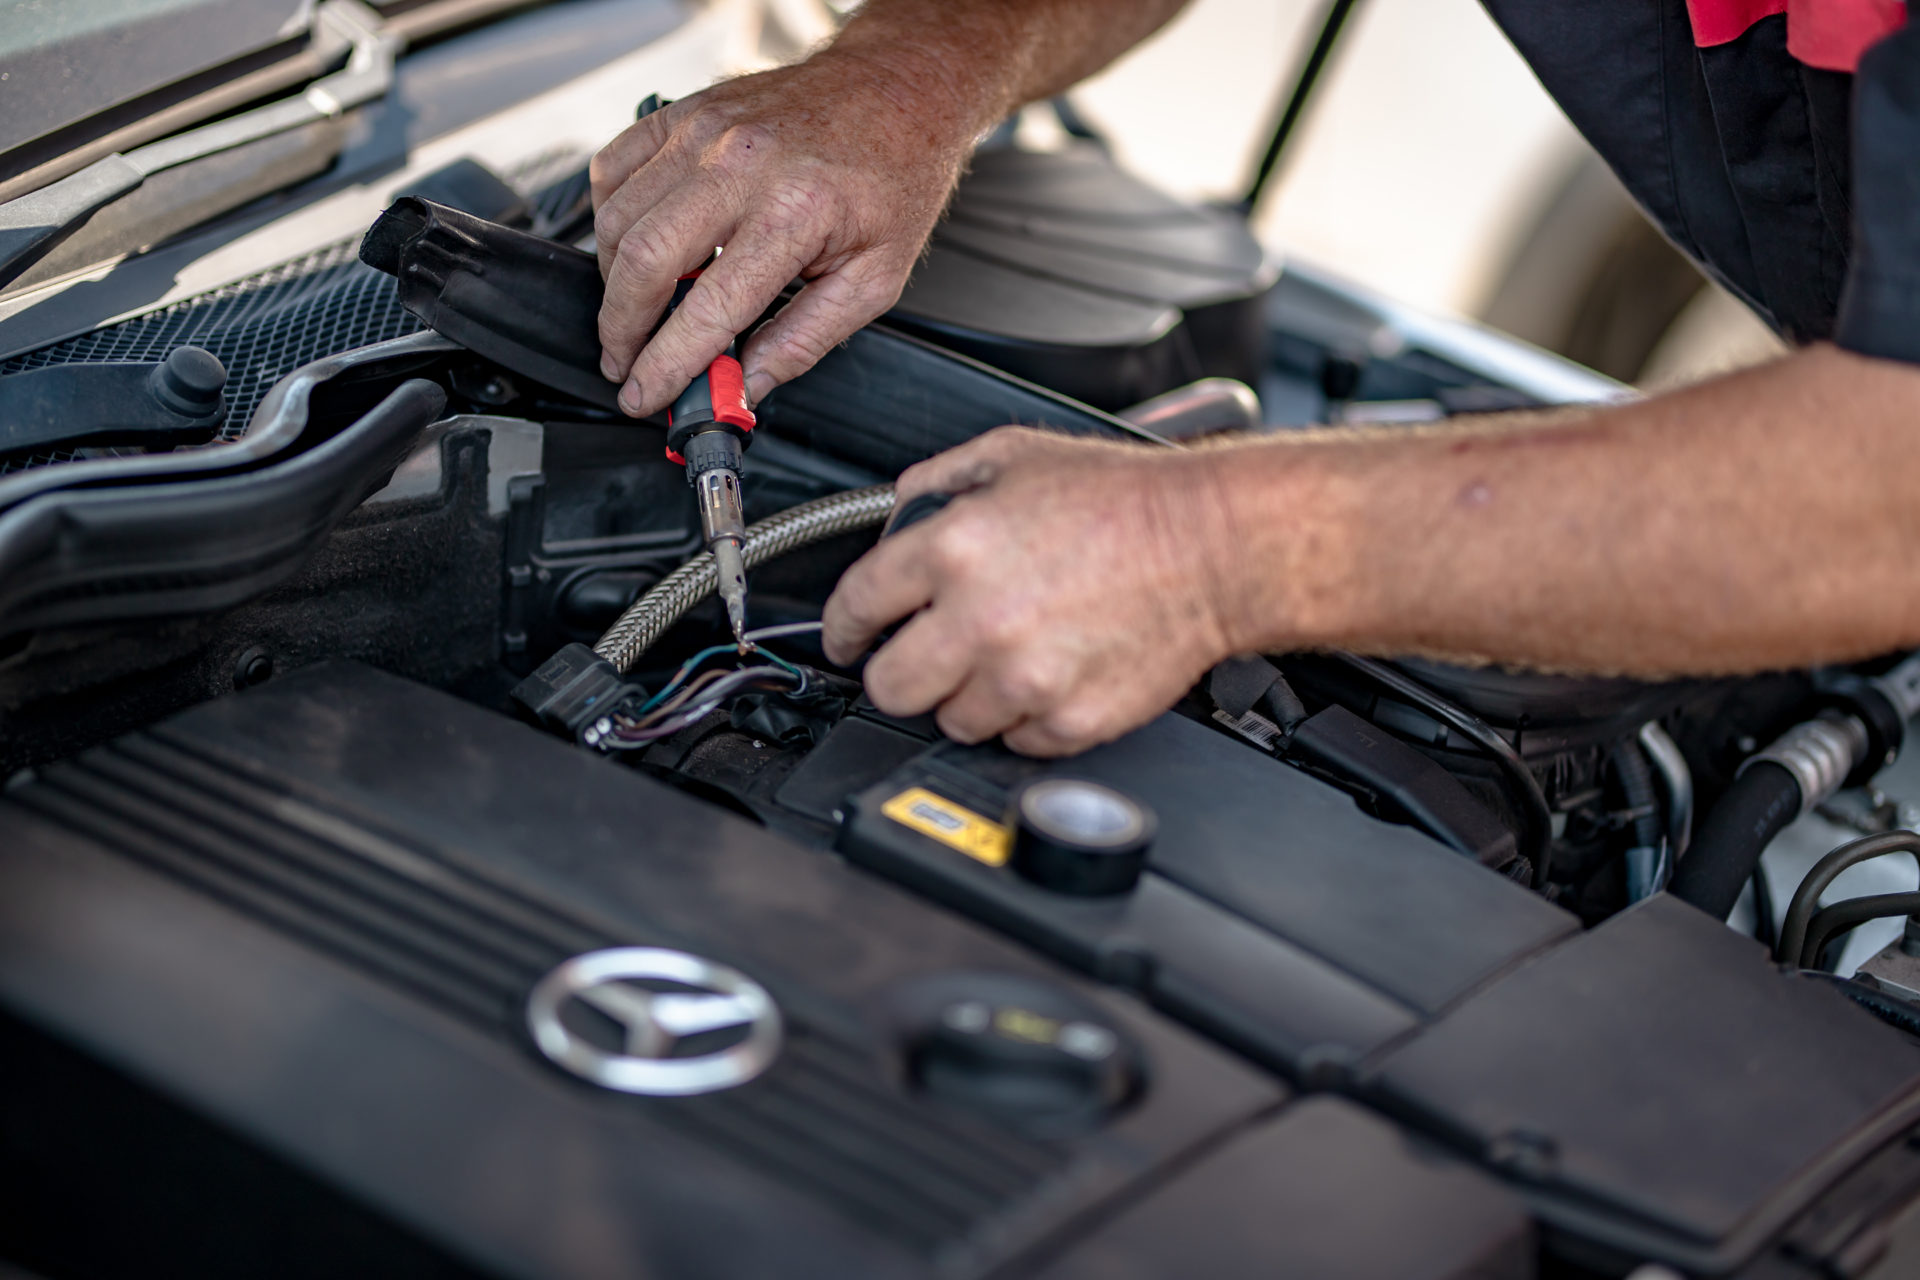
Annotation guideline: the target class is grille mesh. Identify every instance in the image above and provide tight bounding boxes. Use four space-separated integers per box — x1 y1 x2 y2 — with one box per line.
0 241 419 473
0 152 591 475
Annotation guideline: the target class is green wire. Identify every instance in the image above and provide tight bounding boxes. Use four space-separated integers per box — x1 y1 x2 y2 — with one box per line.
636 644 740 713
634 636 810 716
758 648 805 681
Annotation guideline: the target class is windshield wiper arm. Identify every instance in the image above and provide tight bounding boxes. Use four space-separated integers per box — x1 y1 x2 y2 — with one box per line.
0 0 399 292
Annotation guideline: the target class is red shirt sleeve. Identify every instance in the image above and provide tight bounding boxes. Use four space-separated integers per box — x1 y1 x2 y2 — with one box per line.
1686 0 1904 70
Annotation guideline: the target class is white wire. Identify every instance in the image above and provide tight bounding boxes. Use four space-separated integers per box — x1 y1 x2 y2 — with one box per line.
742 621 823 644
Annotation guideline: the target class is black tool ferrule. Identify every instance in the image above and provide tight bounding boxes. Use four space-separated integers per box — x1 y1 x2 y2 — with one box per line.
680 429 743 479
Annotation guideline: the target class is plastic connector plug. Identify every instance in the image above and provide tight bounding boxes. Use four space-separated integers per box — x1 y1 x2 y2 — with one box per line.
510 643 647 748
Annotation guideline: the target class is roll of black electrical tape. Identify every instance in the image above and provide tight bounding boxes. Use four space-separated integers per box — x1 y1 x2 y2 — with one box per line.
1009 778 1155 896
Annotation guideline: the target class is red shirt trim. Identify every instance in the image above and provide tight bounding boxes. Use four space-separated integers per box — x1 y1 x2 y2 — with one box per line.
1685 0 1906 70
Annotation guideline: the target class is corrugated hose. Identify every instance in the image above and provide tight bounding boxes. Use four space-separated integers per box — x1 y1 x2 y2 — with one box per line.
594 483 897 673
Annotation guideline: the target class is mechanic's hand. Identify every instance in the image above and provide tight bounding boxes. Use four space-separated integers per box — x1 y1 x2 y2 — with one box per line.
822 428 1245 757
590 54 974 417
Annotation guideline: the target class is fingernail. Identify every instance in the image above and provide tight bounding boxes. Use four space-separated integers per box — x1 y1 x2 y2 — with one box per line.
600 350 622 381
744 369 775 406
618 378 642 415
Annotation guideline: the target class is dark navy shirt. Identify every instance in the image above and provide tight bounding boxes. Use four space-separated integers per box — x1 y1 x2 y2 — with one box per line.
1481 2 1920 365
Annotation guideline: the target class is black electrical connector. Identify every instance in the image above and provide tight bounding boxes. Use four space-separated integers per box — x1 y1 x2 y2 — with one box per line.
510 643 648 747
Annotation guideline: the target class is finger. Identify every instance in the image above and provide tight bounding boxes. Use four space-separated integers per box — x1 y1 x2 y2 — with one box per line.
594 136 697 283
821 536 936 665
930 670 1030 746
1003 706 1102 759
862 609 974 719
623 230 816 417
589 106 676 217
737 253 908 404
891 426 1042 503
597 115 771 279
1004 691 1137 758
1001 719 1082 759
597 192 739 400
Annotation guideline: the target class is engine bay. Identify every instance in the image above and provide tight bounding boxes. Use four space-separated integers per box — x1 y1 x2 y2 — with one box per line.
7 80 1920 1280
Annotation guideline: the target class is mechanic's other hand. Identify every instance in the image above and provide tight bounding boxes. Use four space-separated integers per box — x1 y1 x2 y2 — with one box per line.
822 428 1244 757
590 55 972 418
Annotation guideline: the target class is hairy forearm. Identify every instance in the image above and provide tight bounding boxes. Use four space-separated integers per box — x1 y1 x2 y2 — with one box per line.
824 0 1191 139
1210 344 1920 675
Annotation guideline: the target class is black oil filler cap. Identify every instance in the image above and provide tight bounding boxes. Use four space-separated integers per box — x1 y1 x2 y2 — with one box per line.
1010 778 1155 896
895 973 1142 1132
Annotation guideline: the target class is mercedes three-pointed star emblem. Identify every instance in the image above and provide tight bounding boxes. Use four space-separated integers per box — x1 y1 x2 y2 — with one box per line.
526 947 782 1096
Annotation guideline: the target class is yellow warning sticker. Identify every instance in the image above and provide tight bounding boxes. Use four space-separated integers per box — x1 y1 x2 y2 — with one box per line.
880 787 1012 866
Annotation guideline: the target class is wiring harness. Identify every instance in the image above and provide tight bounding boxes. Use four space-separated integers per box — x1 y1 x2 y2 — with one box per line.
595 623 824 751
594 485 896 674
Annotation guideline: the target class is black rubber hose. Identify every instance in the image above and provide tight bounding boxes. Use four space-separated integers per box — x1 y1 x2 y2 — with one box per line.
1799 892 1920 970
1669 761 1802 920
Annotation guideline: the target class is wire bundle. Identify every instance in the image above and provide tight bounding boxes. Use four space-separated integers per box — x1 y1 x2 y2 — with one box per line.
598 622 824 751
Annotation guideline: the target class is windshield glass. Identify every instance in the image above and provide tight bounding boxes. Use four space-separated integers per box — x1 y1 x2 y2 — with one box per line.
0 0 313 161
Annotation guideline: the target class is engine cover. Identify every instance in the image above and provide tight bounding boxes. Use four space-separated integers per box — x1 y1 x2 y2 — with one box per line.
0 662 1529 1280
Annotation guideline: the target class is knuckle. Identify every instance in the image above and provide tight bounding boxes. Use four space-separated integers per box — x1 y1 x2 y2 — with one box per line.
615 225 670 278
1003 724 1052 758
593 202 626 256
863 663 903 710
588 147 619 202
853 274 905 317
756 178 828 231
973 603 1027 652
1041 703 1105 751
770 321 834 369
935 707 987 746
596 309 634 355
680 102 729 144
845 254 908 302
926 519 989 576
706 121 777 177
980 424 1037 455
894 458 933 493
674 286 737 342
993 657 1056 709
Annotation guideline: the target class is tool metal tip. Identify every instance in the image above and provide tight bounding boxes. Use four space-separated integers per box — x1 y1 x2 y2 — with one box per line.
725 590 748 651
712 537 749 652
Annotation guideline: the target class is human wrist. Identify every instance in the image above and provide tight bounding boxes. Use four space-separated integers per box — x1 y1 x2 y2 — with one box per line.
1195 438 1372 657
820 9 1026 146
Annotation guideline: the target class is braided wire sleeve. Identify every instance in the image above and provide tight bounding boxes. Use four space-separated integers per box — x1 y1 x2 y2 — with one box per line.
594 483 898 673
